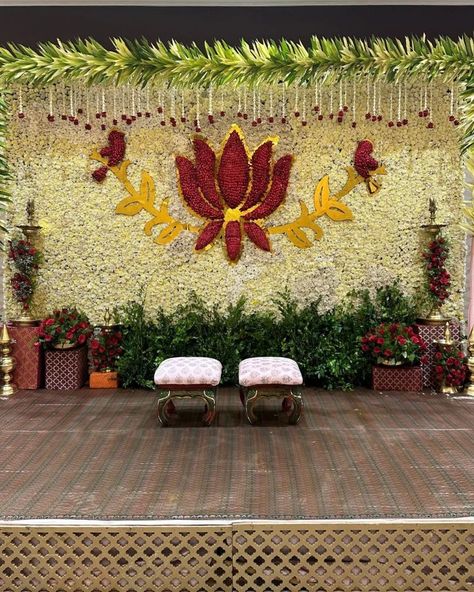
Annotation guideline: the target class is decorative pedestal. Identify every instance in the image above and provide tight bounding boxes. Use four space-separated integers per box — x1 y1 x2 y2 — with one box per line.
9 323 43 389
45 347 88 390
372 365 423 392
416 321 461 388
90 371 118 389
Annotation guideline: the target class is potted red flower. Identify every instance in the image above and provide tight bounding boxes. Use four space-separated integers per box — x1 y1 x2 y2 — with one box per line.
89 328 123 388
433 344 468 394
361 323 428 366
37 307 92 350
362 323 428 392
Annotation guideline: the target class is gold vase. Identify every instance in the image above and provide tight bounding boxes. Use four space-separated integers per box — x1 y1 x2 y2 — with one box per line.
0 325 17 397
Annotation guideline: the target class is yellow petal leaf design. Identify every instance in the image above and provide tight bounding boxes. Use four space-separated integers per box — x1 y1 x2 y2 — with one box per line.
313 175 330 214
326 200 353 221
139 171 156 206
115 195 144 216
303 220 324 240
155 222 184 245
286 227 313 248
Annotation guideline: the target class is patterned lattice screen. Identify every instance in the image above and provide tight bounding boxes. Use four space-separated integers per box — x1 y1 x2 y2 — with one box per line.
0 522 472 591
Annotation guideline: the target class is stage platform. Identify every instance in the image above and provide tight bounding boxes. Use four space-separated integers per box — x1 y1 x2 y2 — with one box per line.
0 388 472 591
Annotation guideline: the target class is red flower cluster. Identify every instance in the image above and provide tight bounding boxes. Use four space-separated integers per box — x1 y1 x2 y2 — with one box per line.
433 345 468 387
423 236 450 303
36 307 92 349
354 140 381 194
176 127 292 261
92 130 126 182
361 323 428 365
90 328 123 371
8 237 42 311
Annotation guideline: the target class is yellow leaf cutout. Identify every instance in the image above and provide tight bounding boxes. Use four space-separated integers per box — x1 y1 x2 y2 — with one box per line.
326 200 353 221
286 227 312 249
155 222 184 245
313 175 330 214
115 195 143 216
139 171 156 206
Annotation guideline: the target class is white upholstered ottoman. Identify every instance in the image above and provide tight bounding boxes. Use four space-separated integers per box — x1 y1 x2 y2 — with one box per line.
154 357 222 426
238 357 304 424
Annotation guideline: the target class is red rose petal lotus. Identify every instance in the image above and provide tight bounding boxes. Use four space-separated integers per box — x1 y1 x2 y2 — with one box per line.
176 125 292 261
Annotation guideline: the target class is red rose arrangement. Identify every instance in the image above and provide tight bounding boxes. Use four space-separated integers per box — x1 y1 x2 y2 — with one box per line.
8 237 43 311
37 307 92 349
423 236 450 303
92 130 126 182
90 328 123 371
361 323 428 365
433 345 468 388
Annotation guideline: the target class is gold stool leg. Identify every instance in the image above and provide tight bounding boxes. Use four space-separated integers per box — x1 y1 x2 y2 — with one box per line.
245 388 259 425
202 389 217 426
157 390 173 426
288 386 303 425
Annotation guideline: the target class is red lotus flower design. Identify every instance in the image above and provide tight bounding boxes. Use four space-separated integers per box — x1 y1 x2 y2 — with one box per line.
176 125 292 261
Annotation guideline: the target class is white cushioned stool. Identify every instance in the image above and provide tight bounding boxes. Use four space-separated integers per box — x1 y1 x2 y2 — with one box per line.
238 357 304 424
154 357 222 426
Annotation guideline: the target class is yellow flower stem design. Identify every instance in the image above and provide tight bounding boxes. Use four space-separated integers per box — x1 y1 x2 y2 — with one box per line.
90 151 198 244
268 165 386 249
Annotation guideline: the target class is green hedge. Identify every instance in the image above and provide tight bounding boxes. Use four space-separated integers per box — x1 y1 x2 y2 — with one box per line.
115 283 419 390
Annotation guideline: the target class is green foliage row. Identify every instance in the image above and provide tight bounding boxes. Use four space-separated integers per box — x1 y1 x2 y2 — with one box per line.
115 283 419 390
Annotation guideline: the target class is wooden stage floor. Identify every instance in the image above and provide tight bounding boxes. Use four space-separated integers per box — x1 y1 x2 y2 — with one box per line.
0 387 472 522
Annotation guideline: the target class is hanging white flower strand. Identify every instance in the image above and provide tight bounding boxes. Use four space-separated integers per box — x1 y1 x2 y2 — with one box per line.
281 85 287 124
85 87 91 130
252 87 257 126
337 79 343 122
47 87 54 122
237 88 242 118
257 88 262 123
378 80 382 121
121 86 126 121
317 83 323 120
351 79 356 128
268 87 274 123
169 87 177 126
195 89 201 132
329 85 334 120
69 86 78 125
313 81 319 114
388 85 394 127
136 86 142 118
371 80 377 122
60 83 66 121
365 78 371 120
99 88 107 130
145 85 151 118
294 85 300 117
220 88 225 117
207 85 214 124
427 82 434 128
449 82 460 126
301 87 307 126
112 87 118 125
180 88 186 123
159 88 165 127
403 81 408 125
243 87 248 120
343 81 348 113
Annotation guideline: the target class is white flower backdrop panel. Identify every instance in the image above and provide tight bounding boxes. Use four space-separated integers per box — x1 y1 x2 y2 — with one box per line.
5 86 466 322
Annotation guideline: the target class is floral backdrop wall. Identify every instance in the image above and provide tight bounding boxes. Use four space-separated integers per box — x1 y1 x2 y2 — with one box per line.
4 84 467 322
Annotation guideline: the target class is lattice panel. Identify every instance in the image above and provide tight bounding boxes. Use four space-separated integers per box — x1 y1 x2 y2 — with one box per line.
0 527 233 591
233 524 474 592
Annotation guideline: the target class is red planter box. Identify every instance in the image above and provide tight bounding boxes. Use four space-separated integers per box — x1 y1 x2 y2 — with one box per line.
372 365 423 392
45 347 88 390
9 324 43 389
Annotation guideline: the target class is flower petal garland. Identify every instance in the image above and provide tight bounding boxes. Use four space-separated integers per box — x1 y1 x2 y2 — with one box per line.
175 125 293 261
354 140 382 194
423 236 451 304
8 237 42 312
92 130 126 182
